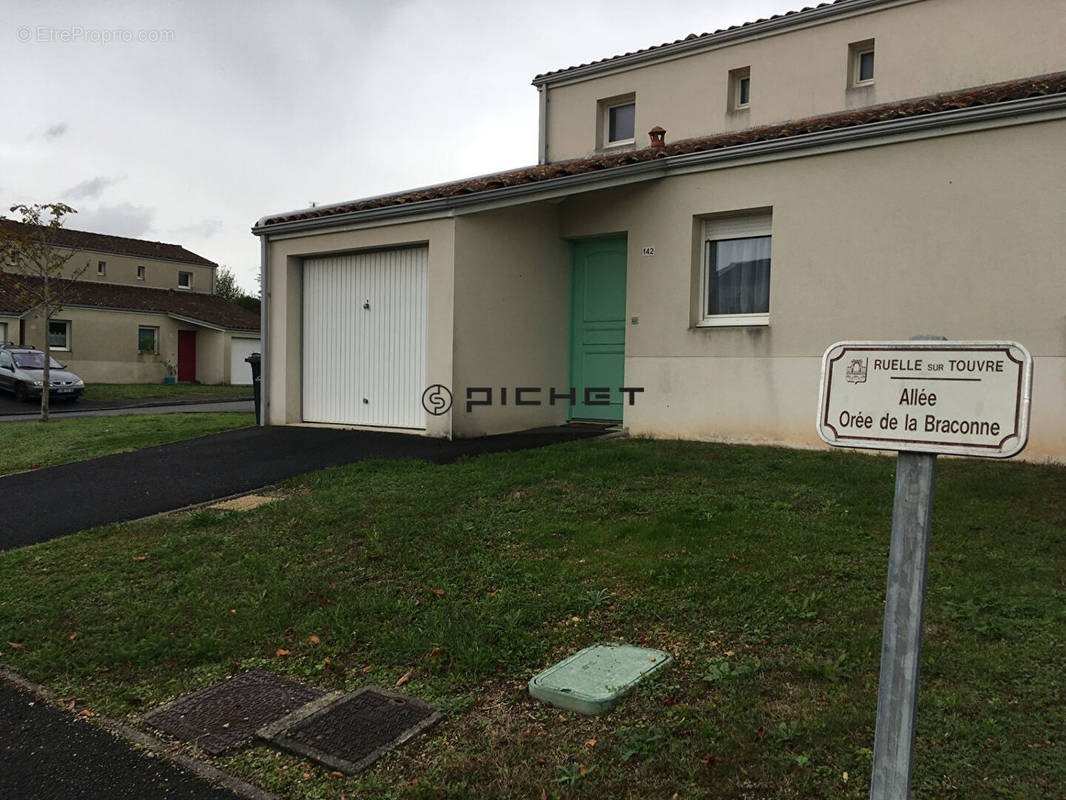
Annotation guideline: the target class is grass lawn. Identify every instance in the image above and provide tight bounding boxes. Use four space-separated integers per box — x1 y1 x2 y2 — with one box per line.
0 413 256 476
0 439 1062 799
83 383 251 403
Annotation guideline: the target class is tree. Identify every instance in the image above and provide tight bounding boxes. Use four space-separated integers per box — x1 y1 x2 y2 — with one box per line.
214 265 260 314
213 266 244 302
0 203 83 422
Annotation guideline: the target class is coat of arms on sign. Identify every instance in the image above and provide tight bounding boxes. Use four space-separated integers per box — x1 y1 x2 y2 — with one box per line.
845 358 868 384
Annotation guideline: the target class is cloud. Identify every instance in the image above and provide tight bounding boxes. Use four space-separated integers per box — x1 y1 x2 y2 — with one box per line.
171 218 224 239
71 203 155 238
64 176 119 201
44 123 68 141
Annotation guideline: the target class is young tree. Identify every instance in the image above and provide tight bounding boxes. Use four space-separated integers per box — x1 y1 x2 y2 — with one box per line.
0 203 83 422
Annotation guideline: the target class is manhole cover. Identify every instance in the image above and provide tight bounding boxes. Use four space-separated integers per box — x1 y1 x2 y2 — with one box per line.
143 669 325 754
257 686 441 774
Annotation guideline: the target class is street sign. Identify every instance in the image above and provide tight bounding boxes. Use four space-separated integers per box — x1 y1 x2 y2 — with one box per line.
817 340 1032 458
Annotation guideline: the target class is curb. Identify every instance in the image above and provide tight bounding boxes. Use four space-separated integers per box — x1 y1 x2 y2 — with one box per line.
2 394 254 416
0 666 280 800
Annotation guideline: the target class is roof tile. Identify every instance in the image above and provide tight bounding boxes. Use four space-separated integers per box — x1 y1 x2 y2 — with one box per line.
0 220 217 267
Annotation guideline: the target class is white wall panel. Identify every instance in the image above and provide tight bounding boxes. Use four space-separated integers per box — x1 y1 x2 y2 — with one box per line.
303 247 427 428
229 337 261 385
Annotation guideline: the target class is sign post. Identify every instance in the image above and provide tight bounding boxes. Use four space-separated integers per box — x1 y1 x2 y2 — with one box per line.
816 340 1033 800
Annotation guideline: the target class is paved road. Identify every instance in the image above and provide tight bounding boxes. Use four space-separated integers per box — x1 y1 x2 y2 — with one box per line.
0 425 600 550
0 681 247 800
0 393 252 422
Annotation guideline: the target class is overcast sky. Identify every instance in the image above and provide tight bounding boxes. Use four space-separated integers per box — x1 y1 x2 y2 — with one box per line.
1 0 803 293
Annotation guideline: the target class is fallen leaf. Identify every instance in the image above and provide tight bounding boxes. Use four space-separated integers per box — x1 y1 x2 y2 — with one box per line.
77 709 94 717
275 649 291 657
324 656 331 665
431 589 445 596
308 635 320 644
302 772 311 779
395 670 412 687
68 632 77 640
230 609 236 614
586 738 597 747
65 699 75 711
324 548 333 553
414 598 421 606
362 665 372 674
131 556 148 562
7 642 21 648
579 766 590 775
330 771 343 778
428 647 441 661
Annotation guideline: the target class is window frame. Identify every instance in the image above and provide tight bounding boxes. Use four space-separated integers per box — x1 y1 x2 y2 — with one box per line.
97 260 106 276
48 319 71 351
848 39 875 87
729 67 752 111
177 270 192 289
137 265 146 280
697 212 773 328
599 94 636 149
138 326 159 355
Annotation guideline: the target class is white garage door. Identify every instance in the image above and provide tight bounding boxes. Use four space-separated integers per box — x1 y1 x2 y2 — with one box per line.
302 246 427 428
229 337 261 385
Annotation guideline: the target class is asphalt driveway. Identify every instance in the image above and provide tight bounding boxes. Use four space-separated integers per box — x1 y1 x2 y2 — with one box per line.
0 425 602 550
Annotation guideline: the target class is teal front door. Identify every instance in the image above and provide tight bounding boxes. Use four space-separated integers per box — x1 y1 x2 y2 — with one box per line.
569 236 627 422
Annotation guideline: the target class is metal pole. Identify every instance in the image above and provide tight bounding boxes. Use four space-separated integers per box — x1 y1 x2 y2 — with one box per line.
870 450 936 799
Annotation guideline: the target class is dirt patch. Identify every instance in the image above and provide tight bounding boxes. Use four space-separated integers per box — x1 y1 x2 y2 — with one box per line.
209 494 277 512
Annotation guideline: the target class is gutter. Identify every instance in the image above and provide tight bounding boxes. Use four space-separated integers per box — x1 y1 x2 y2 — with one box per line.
537 85 548 164
251 93 1066 238
259 235 268 427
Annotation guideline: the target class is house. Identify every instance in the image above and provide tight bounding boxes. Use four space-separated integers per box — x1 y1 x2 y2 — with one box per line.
252 0 1066 461
0 222 260 384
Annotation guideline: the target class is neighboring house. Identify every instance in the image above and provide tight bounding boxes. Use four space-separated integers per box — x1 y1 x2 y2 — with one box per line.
0 222 260 384
253 0 1066 461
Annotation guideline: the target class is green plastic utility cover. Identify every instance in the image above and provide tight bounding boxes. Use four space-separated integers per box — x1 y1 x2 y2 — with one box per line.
528 643 672 715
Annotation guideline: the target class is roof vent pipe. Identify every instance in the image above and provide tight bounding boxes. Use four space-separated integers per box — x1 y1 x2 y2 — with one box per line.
649 126 666 149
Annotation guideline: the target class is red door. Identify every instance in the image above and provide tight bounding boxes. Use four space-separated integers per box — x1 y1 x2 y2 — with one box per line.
178 331 197 382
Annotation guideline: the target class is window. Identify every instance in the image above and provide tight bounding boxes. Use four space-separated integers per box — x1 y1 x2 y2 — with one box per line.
97 260 106 276
599 94 636 148
178 271 192 288
848 39 875 87
0 321 7 345
729 67 751 110
138 326 159 354
699 212 772 326
48 319 71 350
137 265 146 280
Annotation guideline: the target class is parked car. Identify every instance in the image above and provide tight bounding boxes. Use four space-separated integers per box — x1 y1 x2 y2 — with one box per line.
0 345 85 402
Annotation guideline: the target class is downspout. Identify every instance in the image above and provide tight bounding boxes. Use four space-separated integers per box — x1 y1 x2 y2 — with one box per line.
537 85 549 164
258 235 269 427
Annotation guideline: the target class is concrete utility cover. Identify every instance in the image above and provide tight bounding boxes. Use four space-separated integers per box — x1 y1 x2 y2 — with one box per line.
529 643 672 715
257 686 441 775
143 669 325 755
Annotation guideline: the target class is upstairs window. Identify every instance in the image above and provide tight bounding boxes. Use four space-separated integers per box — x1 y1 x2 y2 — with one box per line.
729 67 751 110
137 265 146 280
599 94 636 148
699 212 772 327
97 260 106 276
178 271 192 288
849 39 875 87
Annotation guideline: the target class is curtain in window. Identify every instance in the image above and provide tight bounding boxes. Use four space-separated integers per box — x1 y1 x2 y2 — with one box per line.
708 236 771 315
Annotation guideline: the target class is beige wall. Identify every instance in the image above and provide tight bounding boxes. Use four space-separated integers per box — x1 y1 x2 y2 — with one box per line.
44 249 215 293
264 219 456 434
543 0 1066 161
452 205 570 436
554 117 1066 461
